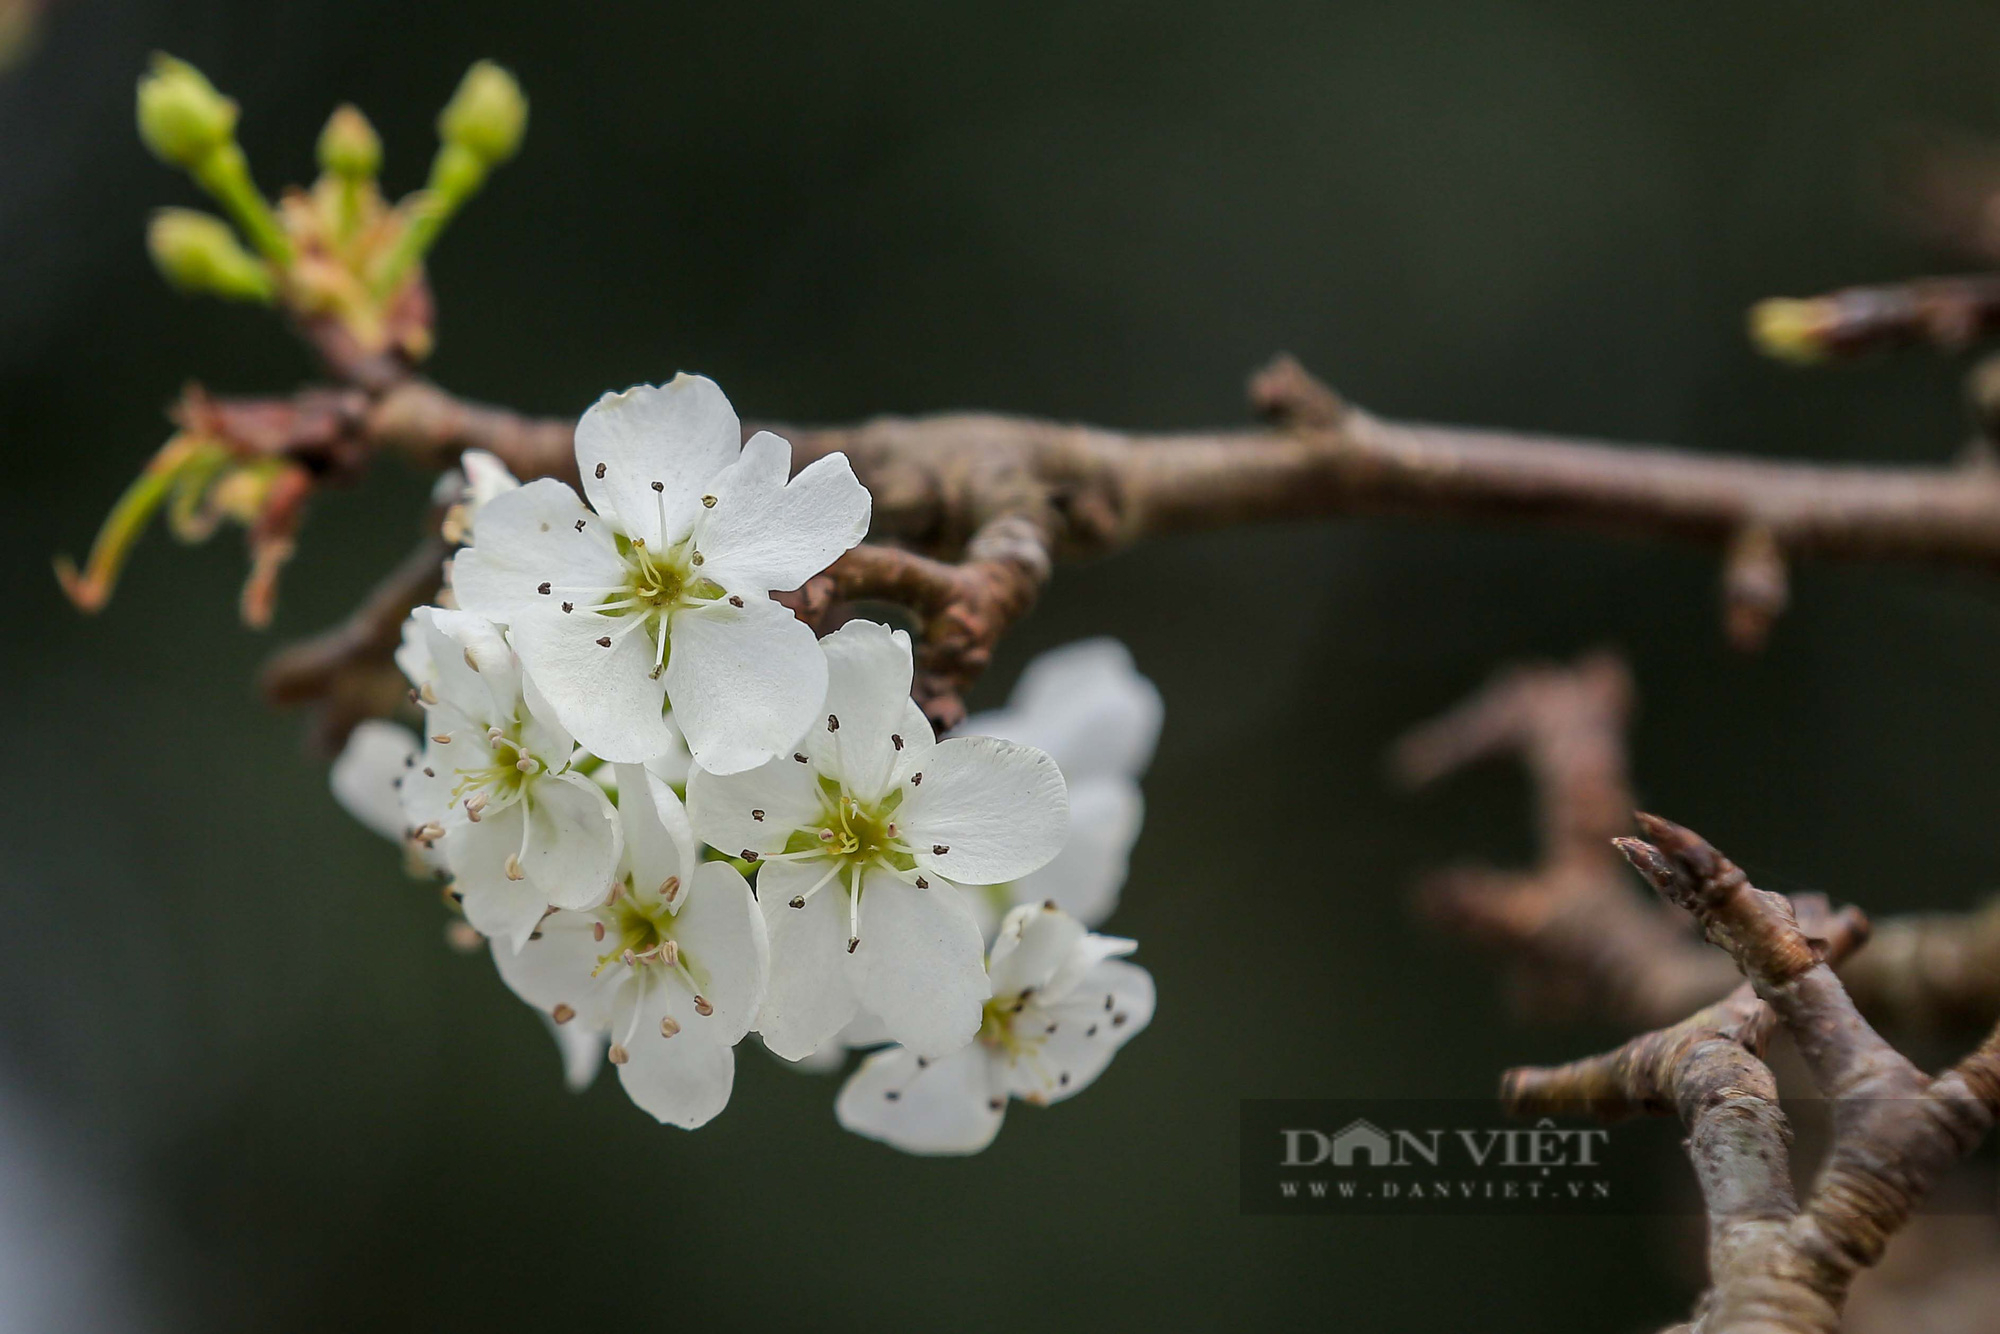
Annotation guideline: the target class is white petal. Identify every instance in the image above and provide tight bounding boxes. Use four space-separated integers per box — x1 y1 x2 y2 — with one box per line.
448 806 552 952
686 754 825 859
521 771 623 911
425 607 526 725
575 376 741 549
898 736 1068 885
450 479 626 623
1001 958 1153 1106
835 1044 1005 1155
330 720 421 843
1041 930 1138 1005
754 859 859 1059
490 910 618 1027
543 1013 605 1092
394 611 436 690
398 737 456 831
507 606 677 764
665 596 826 776
517 665 576 765
613 764 695 901
645 715 694 789
784 1009 893 1074
693 432 871 593
804 620 924 802
960 638 1162 783
1004 777 1142 928
986 902 1087 999
612 975 737 1128
784 1041 849 1075
670 861 769 1045
461 449 521 515
845 870 989 1059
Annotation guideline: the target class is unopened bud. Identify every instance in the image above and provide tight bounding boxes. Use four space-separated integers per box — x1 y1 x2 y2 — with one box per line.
146 208 273 302
1748 298 1830 366
317 104 381 180
136 54 238 169
438 60 526 167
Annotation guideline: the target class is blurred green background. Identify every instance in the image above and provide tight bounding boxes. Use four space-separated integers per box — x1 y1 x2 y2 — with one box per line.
7 1 2000 1329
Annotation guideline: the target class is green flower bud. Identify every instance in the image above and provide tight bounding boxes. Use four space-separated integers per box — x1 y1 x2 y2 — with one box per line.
437 60 526 166
136 53 238 169
317 104 382 180
146 208 274 302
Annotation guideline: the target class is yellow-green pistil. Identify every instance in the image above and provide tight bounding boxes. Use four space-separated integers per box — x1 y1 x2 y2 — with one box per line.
544 521 729 679
588 875 715 1060
755 765 929 954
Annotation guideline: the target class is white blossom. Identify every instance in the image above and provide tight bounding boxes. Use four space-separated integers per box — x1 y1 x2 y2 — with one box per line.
957 637 1161 930
835 902 1154 1155
452 374 871 773
786 638 1160 1070
397 607 623 951
687 620 1068 1061
492 766 768 1128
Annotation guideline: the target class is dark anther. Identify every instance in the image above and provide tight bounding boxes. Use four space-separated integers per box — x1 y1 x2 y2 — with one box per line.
574 519 586 531
651 480 664 492
537 582 551 595
728 595 744 607
932 844 949 855
827 714 840 732
562 602 574 613
752 809 765 821
594 462 606 479
891 734 903 750
596 636 613 647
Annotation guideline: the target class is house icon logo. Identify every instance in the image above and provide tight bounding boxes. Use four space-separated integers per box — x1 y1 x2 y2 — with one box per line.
1329 1118 1395 1167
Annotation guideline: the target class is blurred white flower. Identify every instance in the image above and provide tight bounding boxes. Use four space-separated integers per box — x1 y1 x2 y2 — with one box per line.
398 607 623 951
688 620 1067 1061
452 374 871 773
957 637 1161 930
493 767 768 1128
835 902 1154 1155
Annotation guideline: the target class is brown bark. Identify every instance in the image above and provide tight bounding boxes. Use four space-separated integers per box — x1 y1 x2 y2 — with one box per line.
1503 817 2000 1334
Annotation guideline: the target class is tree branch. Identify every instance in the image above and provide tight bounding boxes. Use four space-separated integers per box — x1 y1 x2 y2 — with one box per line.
258 532 447 752
191 354 2000 744
1504 816 2000 1334
1394 653 1739 1027
1750 275 2000 364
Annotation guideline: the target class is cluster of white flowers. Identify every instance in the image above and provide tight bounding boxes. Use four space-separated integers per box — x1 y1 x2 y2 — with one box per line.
332 375 1158 1151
